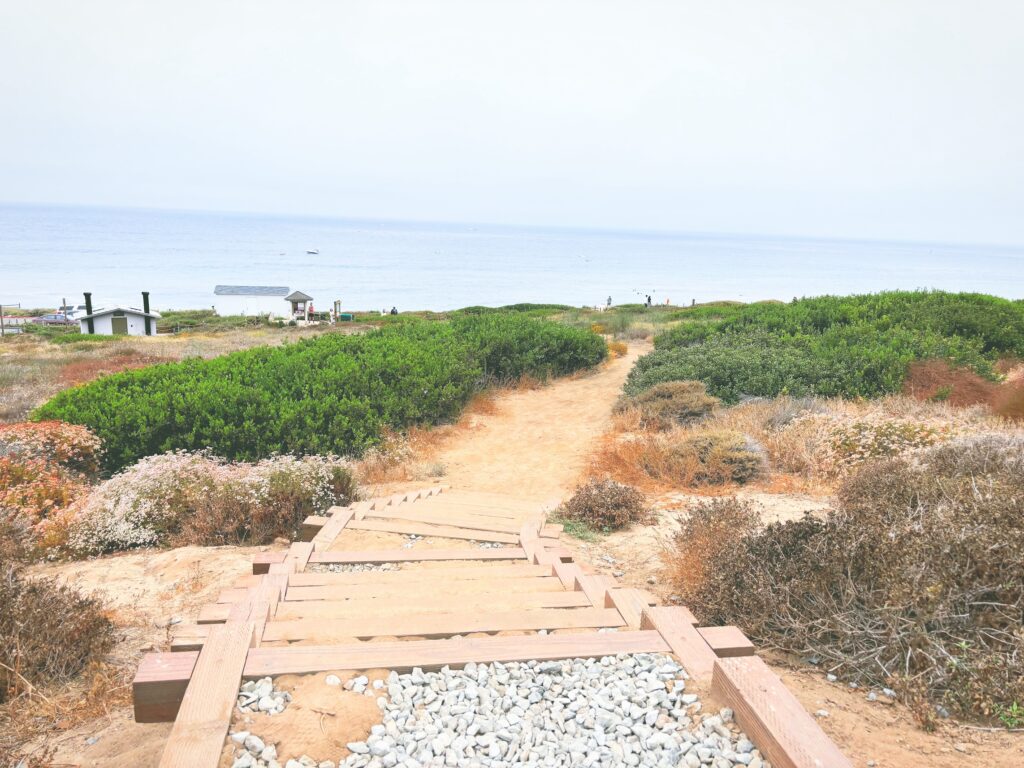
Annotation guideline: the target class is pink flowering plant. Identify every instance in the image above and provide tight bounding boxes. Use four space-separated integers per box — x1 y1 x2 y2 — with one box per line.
65 451 357 556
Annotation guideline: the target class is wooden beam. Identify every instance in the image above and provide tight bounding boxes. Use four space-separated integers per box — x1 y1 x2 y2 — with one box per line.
574 574 613 607
712 655 853 768
699 625 755 658
359 508 523 534
308 547 527 564
604 588 650 628
133 652 197 722
346 519 519 544
311 506 356 551
640 606 718 683
199 588 592 624
298 515 329 542
156 622 254 768
172 607 628 649
284 575 566 602
286 562 553 586
139 630 671 720
252 551 285 575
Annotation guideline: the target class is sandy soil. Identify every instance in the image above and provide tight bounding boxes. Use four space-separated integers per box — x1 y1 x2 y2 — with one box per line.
27 342 1024 766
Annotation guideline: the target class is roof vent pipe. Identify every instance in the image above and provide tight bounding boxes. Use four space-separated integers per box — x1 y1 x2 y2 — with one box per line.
142 291 151 336
83 292 94 334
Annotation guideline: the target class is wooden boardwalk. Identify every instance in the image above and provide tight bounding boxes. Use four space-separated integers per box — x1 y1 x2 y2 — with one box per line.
137 486 851 768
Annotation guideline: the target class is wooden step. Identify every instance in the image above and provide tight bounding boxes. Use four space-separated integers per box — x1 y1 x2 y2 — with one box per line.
346 519 519 544
138 630 671 721
171 607 627 649
712 655 853 768
283 575 566 602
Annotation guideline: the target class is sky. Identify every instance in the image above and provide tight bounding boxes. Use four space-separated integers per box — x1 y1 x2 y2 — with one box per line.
1 1 1022 245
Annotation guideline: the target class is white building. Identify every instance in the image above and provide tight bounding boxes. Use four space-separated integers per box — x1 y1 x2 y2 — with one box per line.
78 306 161 336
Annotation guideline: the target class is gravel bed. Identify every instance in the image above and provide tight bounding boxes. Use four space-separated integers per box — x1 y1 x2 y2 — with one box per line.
310 563 402 574
343 653 766 768
237 677 292 715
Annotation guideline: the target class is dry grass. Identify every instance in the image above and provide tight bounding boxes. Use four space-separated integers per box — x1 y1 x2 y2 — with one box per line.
668 436 1024 726
0 661 133 763
614 380 718 430
590 393 1021 493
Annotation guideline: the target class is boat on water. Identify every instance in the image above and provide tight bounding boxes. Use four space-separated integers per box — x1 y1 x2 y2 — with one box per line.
306 248 319 255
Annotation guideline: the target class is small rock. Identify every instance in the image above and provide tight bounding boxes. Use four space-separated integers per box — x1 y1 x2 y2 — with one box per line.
815 709 830 718
325 674 342 686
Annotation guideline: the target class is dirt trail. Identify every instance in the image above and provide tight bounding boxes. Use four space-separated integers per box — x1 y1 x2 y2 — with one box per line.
427 345 646 501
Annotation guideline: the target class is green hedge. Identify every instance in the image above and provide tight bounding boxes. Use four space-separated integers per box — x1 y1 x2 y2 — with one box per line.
626 291 1023 402
34 315 606 472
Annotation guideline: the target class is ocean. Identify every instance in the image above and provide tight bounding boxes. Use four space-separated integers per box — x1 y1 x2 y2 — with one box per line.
2 203 1022 315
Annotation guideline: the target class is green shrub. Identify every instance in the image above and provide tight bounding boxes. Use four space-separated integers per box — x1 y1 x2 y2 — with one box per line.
34 315 605 472
627 292 1021 402
616 380 718 428
558 479 650 531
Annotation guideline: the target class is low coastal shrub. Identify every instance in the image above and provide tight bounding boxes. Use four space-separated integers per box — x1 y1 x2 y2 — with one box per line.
34 315 606 472
626 291 1024 402
557 479 650 532
667 430 766 485
615 380 718 429
0 421 102 475
60 452 358 555
669 435 1024 725
0 561 115 703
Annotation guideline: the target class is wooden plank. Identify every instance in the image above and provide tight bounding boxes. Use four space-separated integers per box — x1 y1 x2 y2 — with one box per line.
604 588 650 628
285 563 553 586
201 589 593 625
640 606 717 682
310 547 527 565
133 652 197 722
298 515 329 541
575 574 613 607
552 560 585 590
174 607 628 647
139 631 672 714
252 551 285 575
284 575 566 602
699 625 755 658
346 518 519 544
273 590 593 620
155 622 254 768
311 506 356 551
519 520 543 562
245 630 671 677
712 655 853 768
410 500 531 520
360 508 523 533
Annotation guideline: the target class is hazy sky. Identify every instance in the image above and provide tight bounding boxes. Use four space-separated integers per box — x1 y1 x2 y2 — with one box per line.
2 1 1022 244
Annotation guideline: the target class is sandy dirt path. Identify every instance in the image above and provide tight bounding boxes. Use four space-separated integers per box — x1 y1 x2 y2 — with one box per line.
424 345 646 501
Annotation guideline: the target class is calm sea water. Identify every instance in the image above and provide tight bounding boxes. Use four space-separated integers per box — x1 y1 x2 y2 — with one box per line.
2 204 1022 314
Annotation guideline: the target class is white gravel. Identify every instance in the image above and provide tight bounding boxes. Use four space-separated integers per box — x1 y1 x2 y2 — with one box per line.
237 677 292 716
230 654 769 768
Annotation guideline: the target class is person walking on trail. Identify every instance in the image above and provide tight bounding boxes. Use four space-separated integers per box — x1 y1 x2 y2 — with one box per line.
607 296 612 307
390 306 398 315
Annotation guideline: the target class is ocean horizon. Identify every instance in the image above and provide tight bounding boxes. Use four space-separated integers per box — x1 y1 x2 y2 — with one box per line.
2 202 1022 315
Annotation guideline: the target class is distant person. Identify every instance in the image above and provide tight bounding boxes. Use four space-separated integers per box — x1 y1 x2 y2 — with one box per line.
308 302 314 315
390 306 398 315
607 296 612 307
645 294 652 307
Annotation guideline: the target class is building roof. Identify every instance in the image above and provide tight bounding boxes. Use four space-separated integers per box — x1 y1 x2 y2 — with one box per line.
78 306 162 320
215 285 289 296
285 290 313 302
